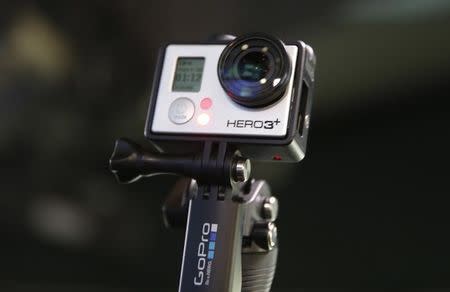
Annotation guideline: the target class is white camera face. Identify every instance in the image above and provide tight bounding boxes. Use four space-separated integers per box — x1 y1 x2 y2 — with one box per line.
147 36 299 138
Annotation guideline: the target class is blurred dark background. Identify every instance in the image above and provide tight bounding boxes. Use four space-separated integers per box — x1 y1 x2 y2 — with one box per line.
1 0 450 290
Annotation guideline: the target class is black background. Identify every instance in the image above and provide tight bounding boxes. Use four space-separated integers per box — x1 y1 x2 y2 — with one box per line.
0 0 449 290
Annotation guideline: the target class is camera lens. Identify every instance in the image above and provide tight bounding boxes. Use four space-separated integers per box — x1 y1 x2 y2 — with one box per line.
218 33 291 107
237 51 270 82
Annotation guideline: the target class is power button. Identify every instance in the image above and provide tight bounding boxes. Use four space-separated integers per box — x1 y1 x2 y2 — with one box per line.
168 97 195 124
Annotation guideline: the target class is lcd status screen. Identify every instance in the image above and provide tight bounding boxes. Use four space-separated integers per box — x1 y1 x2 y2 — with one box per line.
172 57 205 92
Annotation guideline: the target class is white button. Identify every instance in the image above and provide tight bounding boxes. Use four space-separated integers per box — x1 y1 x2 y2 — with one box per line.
168 97 195 124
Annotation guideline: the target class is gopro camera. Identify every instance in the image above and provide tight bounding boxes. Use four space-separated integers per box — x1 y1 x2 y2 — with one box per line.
145 33 315 162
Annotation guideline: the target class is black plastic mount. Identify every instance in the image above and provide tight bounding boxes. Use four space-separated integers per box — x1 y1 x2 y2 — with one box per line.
171 177 279 292
109 138 278 292
109 139 240 191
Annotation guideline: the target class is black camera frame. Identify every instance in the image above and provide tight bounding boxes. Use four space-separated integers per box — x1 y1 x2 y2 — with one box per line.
144 37 315 162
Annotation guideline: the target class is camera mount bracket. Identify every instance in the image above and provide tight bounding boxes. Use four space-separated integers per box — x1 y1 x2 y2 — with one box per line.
109 139 279 292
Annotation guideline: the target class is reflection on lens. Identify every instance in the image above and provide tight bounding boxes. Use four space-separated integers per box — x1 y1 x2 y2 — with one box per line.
218 33 291 108
237 51 270 82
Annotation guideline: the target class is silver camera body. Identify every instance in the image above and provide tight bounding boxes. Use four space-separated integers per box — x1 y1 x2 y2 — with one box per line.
145 33 316 162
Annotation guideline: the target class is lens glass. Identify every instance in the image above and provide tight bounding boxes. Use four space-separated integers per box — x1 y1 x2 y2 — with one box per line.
218 34 291 107
237 51 270 82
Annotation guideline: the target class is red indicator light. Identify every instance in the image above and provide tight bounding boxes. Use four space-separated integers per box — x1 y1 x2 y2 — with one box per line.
200 97 213 110
273 154 282 161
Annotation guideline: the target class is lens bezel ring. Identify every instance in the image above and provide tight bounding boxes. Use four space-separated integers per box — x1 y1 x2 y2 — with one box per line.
218 33 292 108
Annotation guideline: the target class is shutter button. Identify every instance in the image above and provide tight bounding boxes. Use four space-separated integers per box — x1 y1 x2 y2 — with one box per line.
168 97 195 124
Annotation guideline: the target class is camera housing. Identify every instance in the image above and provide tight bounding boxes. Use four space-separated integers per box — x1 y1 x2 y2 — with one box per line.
145 33 315 162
